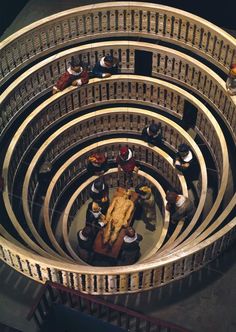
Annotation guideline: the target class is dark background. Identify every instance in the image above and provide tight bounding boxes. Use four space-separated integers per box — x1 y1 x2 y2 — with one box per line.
0 0 235 37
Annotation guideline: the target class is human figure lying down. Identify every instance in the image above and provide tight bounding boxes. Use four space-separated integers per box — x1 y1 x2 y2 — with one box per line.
102 191 134 246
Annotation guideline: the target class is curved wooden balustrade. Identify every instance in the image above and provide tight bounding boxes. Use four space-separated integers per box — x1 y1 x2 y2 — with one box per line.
0 1 235 296
24 136 188 258
1 2 236 85
41 137 188 258
4 75 226 198
1 41 236 144
0 102 190 260
61 169 170 261
0 214 235 294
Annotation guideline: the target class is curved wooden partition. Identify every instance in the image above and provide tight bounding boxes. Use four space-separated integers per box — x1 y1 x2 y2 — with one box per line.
41 137 188 257
4 75 226 197
1 41 235 142
0 1 235 296
61 169 169 261
0 214 235 293
1 2 236 85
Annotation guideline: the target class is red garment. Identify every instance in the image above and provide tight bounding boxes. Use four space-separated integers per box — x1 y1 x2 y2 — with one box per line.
116 153 136 172
55 70 89 91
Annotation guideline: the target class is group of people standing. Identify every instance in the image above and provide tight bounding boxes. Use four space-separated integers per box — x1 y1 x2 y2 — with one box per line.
77 178 149 265
76 141 199 265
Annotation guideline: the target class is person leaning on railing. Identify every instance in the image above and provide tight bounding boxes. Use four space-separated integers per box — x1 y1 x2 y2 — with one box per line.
166 191 195 224
141 122 163 146
52 56 89 94
135 184 157 231
91 55 119 78
77 226 94 263
226 64 236 96
116 146 139 188
86 152 109 176
174 143 200 190
89 178 110 214
86 202 106 237
118 227 143 265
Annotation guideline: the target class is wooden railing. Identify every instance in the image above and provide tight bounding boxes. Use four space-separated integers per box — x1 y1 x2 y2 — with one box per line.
24 137 189 258
41 140 188 258
27 281 190 332
61 170 170 261
0 1 235 296
1 41 235 143
4 75 226 198
1 2 236 85
0 214 235 294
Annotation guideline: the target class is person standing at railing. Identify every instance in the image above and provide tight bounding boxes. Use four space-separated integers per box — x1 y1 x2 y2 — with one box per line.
87 152 109 176
118 227 143 265
166 191 195 224
89 178 109 214
116 146 139 188
141 123 163 146
38 158 52 198
77 226 94 263
91 55 119 78
174 143 200 191
135 184 157 231
86 202 106 237
226 64 236 96
52 56 89 94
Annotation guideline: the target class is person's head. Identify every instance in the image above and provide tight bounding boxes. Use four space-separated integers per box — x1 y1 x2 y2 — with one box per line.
135 184 151 197
70 56 85 73
92 202 101 213
166 191 178 204
178 143 190 158
125 227 135 238
82 226 92 238
229 64 236 77
104 55 114 68
149 123 160 136
88 153 106 165
119 146 129 160
93 178 105 192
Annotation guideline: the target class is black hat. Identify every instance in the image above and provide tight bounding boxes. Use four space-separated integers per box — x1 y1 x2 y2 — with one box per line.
70 56 85 68
82 226 92 237
93 179 105 192
104 55 114 63
178 143 190 153
149 123 160 134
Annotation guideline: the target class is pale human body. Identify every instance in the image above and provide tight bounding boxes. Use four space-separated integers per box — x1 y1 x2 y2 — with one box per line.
103 195 134 245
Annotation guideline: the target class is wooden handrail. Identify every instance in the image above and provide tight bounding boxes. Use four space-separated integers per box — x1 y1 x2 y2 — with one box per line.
61 169 169 261
27 281 191 331
1 41 235 144
1 2 236 85
62 170 169 262
40 137 188 258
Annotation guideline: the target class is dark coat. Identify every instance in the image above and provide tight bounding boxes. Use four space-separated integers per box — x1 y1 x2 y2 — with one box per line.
167 196 195 223
77 231 93 250
92 58 118 78
86 160 108 176
174 152 200 183
119 234 143 265
141 126 163 145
